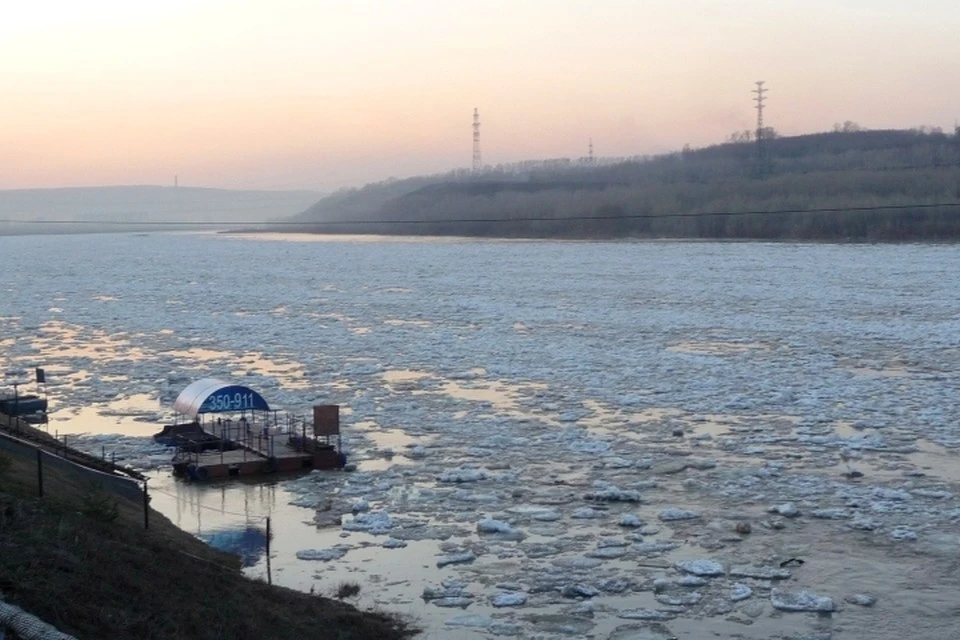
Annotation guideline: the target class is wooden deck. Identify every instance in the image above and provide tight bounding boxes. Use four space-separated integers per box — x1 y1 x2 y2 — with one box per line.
172 422 343 480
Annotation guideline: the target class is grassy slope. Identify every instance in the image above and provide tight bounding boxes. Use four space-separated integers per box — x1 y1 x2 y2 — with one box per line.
0 452 413 640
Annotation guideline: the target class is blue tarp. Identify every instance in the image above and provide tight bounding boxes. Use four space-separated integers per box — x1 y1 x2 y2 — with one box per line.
198 525 268 567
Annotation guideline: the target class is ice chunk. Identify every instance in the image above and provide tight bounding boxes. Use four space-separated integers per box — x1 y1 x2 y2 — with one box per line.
675 559 725 577
811 508 850 520
489 622 524 636
849 517 882 531
730 565 792 580
731 583 753 601
423 580 470 600
445 615 492 628
451 490 502 504
770 588 836 612
619 514 644 528
436 467 489 483
532 510 560 521
597 577 632 593
561 584 600 598
477 519 513 533
873 488 911 501
506 505 559 521
585 486 642 502
652 579 674 593
350 498 370 514
405 445 428 459
382 538 408 549
598 537 630 548
890 527 918 541
437 551 477 568
603 457 634 469
432 597 474 608
655 591 702 606
687 457 717 470
634 541 679 555
912 489 952 499
845 593 877 607
618 609 676 621
658 508 700 521
608 623 676 639
586 546 628 559
342 510 395 534
551 556 604 570
769 503 800 518
490 591 527 607
295 546 349 561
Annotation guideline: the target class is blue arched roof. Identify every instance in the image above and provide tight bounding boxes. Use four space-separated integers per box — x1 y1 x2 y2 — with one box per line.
172 378 270 419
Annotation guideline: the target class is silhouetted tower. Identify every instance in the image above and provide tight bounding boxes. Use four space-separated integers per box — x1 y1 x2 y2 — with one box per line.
472 108 482 172
588 138 594 164
753 81 767 158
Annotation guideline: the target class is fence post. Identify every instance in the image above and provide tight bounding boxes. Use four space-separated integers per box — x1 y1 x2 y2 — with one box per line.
266 516 272 585
36 448 43 498
142 480 149 530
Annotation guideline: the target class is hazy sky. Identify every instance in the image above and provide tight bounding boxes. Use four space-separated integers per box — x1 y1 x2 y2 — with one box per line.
2 0 958 190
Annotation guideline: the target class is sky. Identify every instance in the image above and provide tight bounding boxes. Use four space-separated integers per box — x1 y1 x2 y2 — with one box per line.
1 0 959 191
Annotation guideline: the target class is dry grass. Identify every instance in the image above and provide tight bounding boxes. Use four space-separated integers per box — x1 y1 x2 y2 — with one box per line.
0 451 414 640
335 581 362 600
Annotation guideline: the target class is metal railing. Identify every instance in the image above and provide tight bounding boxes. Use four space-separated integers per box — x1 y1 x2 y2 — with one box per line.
0 413 145 482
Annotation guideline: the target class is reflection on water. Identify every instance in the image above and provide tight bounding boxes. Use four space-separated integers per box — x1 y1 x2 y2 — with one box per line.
198 525 268 568
382 369 431 384
32 321 150 361
164 347 235 361
223 233 478 244
666 340 773 356
383 318 433 328
910 440 960 484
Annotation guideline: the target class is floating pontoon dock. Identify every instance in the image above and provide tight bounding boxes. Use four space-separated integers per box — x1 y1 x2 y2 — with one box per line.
156 378 345 481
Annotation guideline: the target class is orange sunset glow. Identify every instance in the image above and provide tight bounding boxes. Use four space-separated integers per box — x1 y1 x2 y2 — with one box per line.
2 0 958 190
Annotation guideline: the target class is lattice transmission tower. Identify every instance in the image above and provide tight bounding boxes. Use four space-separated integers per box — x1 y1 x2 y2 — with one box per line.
472 108 481 172
753 80 767 158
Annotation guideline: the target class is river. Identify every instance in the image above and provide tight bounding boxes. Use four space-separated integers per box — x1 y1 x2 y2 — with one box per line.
2 232 959 639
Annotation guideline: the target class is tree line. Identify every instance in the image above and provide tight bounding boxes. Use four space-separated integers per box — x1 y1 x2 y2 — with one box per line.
283 128 960 241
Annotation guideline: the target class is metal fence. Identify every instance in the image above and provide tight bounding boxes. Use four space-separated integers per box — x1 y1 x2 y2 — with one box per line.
0 418 150 528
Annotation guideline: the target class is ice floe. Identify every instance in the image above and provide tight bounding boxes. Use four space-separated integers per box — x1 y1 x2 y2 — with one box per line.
7 236 960 640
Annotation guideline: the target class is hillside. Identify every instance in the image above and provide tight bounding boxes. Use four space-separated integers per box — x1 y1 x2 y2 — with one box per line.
0 440 413 640
283 128 960 241
0 186 321 235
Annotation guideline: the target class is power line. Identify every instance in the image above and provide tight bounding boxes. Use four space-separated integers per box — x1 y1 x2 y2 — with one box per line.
1 201 958 228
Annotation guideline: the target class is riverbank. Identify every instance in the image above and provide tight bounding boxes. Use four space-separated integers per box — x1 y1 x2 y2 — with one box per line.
0 446 414 640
